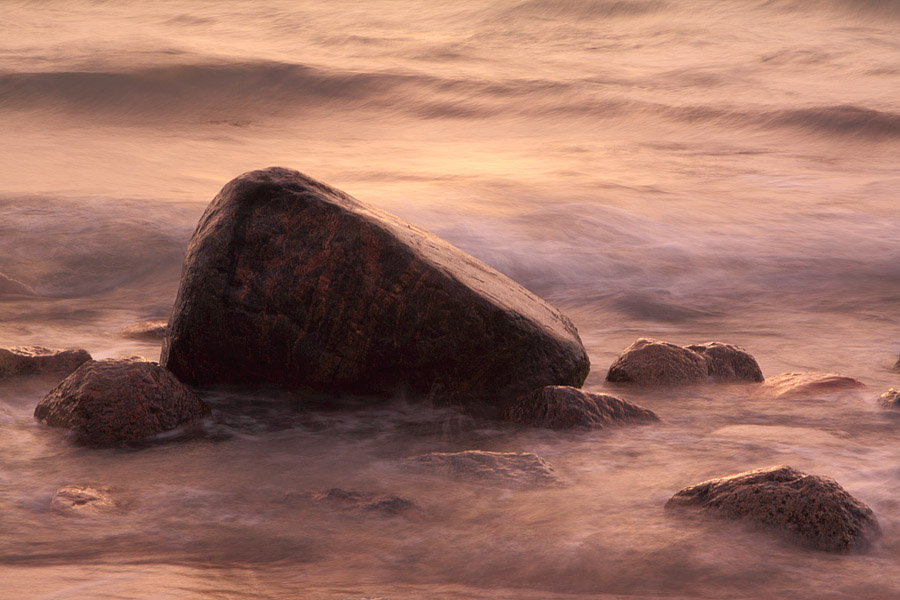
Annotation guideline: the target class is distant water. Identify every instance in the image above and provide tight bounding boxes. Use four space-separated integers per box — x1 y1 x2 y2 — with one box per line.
1 2 899 599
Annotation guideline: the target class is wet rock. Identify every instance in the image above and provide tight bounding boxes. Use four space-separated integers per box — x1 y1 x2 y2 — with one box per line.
50 485 119 515
283 488 420 517
161 168 589 409
0 272 35 296
400 450 563 488
120 320 168 340
666 465 880 552
0 346 92 379
506 385 658 430
894 356 900 373
34 358 211 447
761 371 866 399
685 342 764 382
877 388 900 410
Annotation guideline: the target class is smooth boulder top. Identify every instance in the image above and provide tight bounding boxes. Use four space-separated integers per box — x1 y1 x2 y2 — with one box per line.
0 346 91 379
760 371 866 399
161 167 589 406
120 320 168 340
606 338 762 385
507 385 658 430
34 358 211 447
878 388 900 409
666 465 880 553
400 450 563 488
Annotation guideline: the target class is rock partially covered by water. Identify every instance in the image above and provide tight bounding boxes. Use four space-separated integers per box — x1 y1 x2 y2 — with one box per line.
34 358 211 447
878 388 900 410
283 488 420 517
121 320 168 340
0 272 35 296
761 372 866 399
506 385 658 430
400 450 563 488
666 465 880 552
161 168 589 409
606 338 762 385
0 346 92 379
893 357 900 373
51 485 119 515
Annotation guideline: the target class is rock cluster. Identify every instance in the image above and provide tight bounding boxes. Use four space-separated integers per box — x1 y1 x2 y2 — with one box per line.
506 385 658 430
161 167 589 408
666 465 880 552
400 450 563 488
0 346 91 379
606 338 762 385
34 358 211 447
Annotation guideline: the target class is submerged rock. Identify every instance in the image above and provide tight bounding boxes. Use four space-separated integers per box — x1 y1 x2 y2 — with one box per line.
0 273 35 296
606 338 761 385
0 346 92 379
400 450 563 488
877 388 900 410
506 385 658 430
120 320 168 340
161 168 589 409
50 485 119 515
283 488 420 517
761 372 866 399
666 465 880 552
34 358 211 447
894 356 900 373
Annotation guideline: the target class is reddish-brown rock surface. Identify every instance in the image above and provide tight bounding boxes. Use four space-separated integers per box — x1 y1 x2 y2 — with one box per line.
34 358 210 447
878 388 900 409
606 338 762 385
121 320 168 340
0 346 91 379
161 167 589 407
685 341 764 382
666 465 880 552
761 372 866 399
507 385 658 430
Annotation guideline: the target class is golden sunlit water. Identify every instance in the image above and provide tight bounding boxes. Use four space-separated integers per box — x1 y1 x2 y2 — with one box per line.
2 1 900 598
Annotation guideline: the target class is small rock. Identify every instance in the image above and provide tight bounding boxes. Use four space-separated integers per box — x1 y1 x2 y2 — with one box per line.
0 273 35 296
283 488 420 516
506 385 658 430
50 485 119 515
685 342 764 382
877 388 900 410
0 346 92 379
400 450 563 488
761 372 866 399
34 358 211 447
120 320 168 340
665 465 880 552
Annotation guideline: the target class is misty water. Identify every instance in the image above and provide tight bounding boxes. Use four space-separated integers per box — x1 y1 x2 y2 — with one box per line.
2 1 900 598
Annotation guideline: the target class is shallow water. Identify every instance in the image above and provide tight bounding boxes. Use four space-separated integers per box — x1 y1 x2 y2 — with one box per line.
1 1 899 598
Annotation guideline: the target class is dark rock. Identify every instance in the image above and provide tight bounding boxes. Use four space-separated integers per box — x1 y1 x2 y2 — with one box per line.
666 465 880 552
878 388 900 410
283 488 420 517
0 273 35 296
161 168 589 409
0 346 92 379
50 485 119 515
607 338 763 385
894 356 900 373
120 320 168 340
685 342 763 382
400 450 563 488
506 385 658 430
34 358 211 447
761 372 866 399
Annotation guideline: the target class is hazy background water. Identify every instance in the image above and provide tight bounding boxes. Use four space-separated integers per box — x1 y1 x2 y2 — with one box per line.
1 1 899 598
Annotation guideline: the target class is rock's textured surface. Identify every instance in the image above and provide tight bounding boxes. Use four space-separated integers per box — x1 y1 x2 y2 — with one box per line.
0 346 91 379
283 488 419 516
666 465 880 552
161 168 589 407
50 485 119 515
507 385 658 430
121 320 168 340
878 388 900 410
34 358 211 447
0 273 34 296
400 450 563 488
685 342 764 382
761 372 866 399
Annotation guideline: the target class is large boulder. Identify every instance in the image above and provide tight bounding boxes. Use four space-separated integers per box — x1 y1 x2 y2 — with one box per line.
34 358 211 447
666 465 880 552
400 450 563 488
0 346 91 379
760 372 866 399
506 385 658 430
161 168 589 407
606 338 762 385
